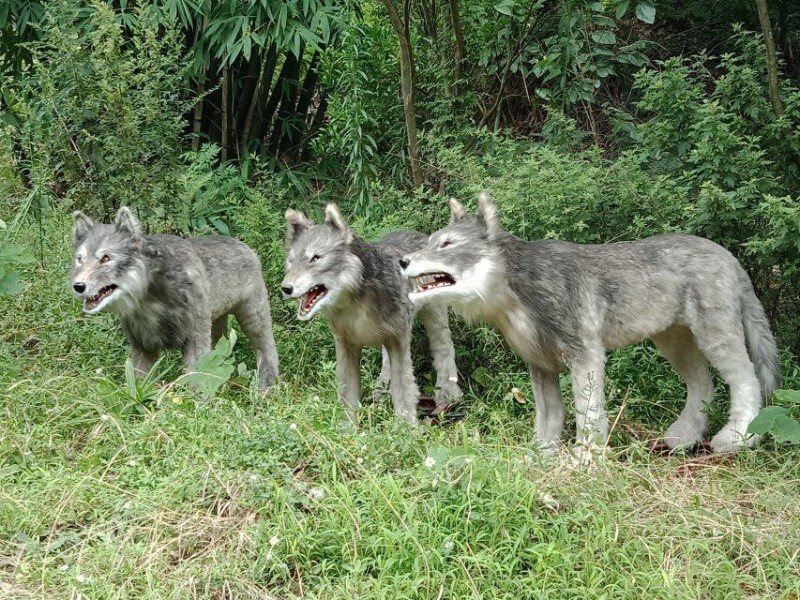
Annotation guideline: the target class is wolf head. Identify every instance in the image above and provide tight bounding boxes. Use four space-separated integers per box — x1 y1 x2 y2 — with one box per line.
70 207 148 315
400 193 504 309
281 204 363 321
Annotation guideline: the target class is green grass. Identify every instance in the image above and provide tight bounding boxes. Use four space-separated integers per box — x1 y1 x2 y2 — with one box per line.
2 219 800 599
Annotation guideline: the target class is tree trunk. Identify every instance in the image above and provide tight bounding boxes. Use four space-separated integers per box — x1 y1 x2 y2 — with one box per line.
382 0 424 187
267 46 305 161
755 0 784 117
221 67 230 162
280 48 323 160
191 72 206 152
449 0 465 86
244 43 279 155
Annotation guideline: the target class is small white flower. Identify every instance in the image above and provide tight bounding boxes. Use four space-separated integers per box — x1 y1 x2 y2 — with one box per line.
269 535 280 546
95 368 103 375
312 395 320 402
100 414 111 421
443 539 455 552
431 478 438 488
308 487 325 500
464 457 473 464
249 473 258 481
289 423 297 431
356 456 364 464
75 574 87 583
127 459 137 467
123 501 133 510
360 444 367 452
424 457 436 468
59 564 69 572
359 432 367 438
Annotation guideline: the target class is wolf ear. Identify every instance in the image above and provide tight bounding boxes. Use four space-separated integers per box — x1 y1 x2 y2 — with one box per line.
324 203 353 244
476 192 501 239
449 198 467 223
72 211 95 247
285 208 313 246
114 207 143 239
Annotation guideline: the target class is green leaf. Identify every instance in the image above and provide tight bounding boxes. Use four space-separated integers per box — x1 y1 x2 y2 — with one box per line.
0 244 35 264
615 0 630 19
591 31 617 45
774 389 800 405
747 406 790 435
494 0 515 16
770 415 800 444
0 272 23 295
425 445 450 469
183 330 238 398
635 2 655 24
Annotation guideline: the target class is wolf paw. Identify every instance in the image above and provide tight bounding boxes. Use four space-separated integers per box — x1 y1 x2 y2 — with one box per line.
663 418 706 449
566 442 607 470
433 384 463 414
710 421 759 454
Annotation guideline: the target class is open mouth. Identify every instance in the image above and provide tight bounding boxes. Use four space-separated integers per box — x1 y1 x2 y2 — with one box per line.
299 284 328 316
84 285 117 311
410 272 456 293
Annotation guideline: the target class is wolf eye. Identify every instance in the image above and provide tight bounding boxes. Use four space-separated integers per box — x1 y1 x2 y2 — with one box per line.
100 255 111 264
440 240 453 249
310 255 321 263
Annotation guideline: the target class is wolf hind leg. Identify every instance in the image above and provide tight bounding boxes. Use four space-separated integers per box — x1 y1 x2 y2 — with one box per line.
530 367 565 452
570 350 609 447
691 320 762 452
418 305 462 412
234 284 280 391
652 326 713 449
385 330 420 427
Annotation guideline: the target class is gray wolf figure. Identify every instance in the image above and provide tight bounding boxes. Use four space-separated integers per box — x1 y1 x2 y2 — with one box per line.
400 193 780 454
70 207 280 391
281 204 462 425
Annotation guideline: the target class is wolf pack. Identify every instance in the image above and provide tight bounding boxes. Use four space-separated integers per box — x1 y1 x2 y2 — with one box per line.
71 192 781 457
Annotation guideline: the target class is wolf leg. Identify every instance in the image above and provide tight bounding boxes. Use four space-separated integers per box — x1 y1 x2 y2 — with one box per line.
211 315 229 346
372 347 392 401
530 367 565 451
234 284 280 391
652 326 713 449
334 334 362 424
385 332 420 427
131 346 159 377
570 351 609 447
418 305 463 412
692 322 762 452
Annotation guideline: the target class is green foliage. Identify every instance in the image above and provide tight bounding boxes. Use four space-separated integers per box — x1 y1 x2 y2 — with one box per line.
6 0 190 218
0 237 33 295
748 389 800 445
182 331 242 399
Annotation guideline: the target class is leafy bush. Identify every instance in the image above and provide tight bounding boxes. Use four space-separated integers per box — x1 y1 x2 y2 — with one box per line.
5 0 191 218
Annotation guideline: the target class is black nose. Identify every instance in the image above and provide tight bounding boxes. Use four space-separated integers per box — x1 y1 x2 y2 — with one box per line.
399 257 410 270
281 284 293 296
73 282 86 294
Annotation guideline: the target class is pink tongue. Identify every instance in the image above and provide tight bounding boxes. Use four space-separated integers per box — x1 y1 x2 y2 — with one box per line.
302 289 321 311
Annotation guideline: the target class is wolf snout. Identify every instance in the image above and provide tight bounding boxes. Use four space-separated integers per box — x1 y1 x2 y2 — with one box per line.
280 284 294 297
73 282 86 294
399 257 410 270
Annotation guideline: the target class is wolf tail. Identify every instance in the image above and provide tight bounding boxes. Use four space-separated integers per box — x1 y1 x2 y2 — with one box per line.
741 284 781 397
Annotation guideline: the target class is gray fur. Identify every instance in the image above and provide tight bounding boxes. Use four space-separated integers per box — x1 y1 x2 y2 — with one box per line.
70 208 279 391
402 193 781 453
282 204 462 425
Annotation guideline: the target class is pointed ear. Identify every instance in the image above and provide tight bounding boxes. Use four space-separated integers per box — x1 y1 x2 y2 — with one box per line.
285 208 313 246
476 192 501 239
448 198 467 223
324 203 353 243
72 211 94 247
114 207 143 239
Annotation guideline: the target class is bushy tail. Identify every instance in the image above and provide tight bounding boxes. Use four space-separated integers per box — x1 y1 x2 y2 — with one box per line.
741 286 781 397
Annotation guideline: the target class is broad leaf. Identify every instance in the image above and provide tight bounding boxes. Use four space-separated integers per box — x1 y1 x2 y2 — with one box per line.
747 406 789 435
635 2 655 24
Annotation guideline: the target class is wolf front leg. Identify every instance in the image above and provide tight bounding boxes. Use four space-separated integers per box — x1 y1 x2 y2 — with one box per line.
334 334 362 424
131 346 159 377
418 305 463 412
385 330 420 427
529 367 566 451
569 351 609 448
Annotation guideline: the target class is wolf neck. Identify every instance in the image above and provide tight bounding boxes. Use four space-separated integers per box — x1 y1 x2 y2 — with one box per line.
454 235 562 368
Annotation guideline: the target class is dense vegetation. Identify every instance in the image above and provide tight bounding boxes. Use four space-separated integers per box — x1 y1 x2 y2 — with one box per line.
2 0 800 597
